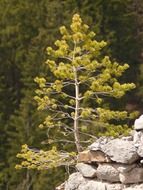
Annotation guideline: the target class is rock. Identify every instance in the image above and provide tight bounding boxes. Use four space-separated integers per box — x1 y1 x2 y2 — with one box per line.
76 163 97 178
96 163 120 182
64 135 143 189
117 164 136 173
107 183 123 190
89 150 111 163
119 167 143 184
65 174 122 190
124 184 143 190
102 139 139 164
64 171 143 190
134 115 143 130
137 145 143 157
78 150 111 163
88 142 101 151
78 181 107 190
78 150 91 163
88 137 113 151
78 180 122 190
133 130 143 147
65 172 86 190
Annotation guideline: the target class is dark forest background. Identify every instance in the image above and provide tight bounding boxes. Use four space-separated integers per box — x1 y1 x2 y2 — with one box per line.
1 0 143 189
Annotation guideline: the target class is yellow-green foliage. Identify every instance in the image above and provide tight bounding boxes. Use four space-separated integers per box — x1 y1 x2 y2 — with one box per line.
17 14 137 170
16 145 76 170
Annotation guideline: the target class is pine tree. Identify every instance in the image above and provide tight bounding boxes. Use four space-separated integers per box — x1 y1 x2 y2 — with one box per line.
16 14 137 171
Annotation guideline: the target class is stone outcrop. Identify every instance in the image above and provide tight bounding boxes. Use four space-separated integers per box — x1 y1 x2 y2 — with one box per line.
56 115 143 190
63 172 143 190
102 139 139 164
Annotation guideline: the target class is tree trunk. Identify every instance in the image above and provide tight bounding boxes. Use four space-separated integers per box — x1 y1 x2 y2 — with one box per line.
73 66 82 153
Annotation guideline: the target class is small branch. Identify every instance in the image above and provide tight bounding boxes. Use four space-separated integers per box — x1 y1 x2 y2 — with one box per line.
62 125 74 131
63 82 75 87
48 108 74 120
60 56 72 62
49 139 75 144
62 92 76 99
51 117 71 121
79 119 96 123
58 104 75 110
79 131 97 139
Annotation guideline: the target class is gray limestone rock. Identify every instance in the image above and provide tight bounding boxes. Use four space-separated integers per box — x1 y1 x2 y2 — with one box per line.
62 134 143 190
96 163 120 182
76 163 97 178
102 139 139 164
65 172 86 190
88 137 113 151
133 130 143 147
63 171 143 190
68 179 123 190
119 167 143 184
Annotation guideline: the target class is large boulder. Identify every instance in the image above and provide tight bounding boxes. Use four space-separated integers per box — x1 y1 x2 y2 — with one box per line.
102 139 139 164
96 163 120 182
119 167 143 184
76 163 97 178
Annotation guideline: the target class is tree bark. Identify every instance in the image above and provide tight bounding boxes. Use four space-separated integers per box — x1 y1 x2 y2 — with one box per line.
73 66 82 153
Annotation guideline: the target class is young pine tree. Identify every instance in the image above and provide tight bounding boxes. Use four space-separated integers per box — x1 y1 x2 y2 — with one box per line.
16 14 137 170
